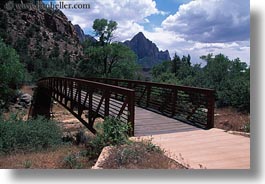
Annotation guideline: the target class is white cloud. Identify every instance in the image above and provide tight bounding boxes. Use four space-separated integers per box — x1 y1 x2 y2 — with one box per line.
162 0 250 43
186 41 250 64
189 42 240 51
139 29 250 64
115 21 145 41
57 0 159 40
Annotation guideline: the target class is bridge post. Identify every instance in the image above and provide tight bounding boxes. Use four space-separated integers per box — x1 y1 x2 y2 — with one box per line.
128 91 135 136
30 86 52 119
206 92 215 129
171 89 177 117
104 91 110 117
88 90 93 126
146 85 151 108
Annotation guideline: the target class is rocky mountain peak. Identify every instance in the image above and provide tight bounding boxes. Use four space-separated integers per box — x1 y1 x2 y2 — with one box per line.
133 32 145 40
124 32 171 69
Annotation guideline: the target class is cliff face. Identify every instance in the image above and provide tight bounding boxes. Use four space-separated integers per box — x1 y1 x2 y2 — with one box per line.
124 32 171 69
74 24 97 43
0 3 83 63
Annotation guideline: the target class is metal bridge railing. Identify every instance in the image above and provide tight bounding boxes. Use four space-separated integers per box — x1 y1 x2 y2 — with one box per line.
32 77 135 136
88 78 215 129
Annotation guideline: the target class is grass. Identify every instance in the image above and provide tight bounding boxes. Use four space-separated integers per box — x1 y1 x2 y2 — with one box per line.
0 145 95 169
22 159 32 169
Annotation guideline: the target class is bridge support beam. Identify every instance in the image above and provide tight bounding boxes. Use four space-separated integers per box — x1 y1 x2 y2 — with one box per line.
30 86 52 119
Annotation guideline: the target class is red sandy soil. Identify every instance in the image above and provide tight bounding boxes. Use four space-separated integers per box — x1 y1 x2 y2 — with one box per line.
214 107 250 132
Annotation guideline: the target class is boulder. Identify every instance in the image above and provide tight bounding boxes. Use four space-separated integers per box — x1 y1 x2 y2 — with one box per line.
18 93 32 108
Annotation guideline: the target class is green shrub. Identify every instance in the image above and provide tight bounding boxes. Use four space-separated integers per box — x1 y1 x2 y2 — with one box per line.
243 122 250 133
114 140 163 166
97 117 130 145
0 115 62 154
87 117 130 158
63 154 83 169
0 38 25 108
23 160 32 169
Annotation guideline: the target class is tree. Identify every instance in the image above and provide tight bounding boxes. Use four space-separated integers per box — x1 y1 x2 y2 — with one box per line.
78 42 138 79
200 54 250 111
0 38 25 108
107 43 138 79
77 19 138 79
181 54 191 66
93 19 118 75
93 19 117 46
152 61 172 79
171 53 181 75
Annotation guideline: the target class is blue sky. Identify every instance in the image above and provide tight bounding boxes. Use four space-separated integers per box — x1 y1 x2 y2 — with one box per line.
143 0 192 31
53 0 250 64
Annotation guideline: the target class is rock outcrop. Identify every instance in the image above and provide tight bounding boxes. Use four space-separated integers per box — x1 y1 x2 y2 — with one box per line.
0 3 83 62
74 24 97 43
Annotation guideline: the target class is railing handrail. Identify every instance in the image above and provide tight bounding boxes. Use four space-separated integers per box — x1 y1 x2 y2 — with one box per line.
87 77 215 95
87 77 215 129
39 77 135 94
36 77 136 136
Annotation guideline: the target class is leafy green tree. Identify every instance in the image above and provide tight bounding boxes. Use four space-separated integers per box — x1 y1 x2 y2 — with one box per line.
0 38 25 108
181 54 191 66
78 19 138 79
200 54 250 111
78 42 138 79
152 61 172 79
171 53 181 75
93 19 117 46
153 72 180 85
201 54 231 89
153 53 194 84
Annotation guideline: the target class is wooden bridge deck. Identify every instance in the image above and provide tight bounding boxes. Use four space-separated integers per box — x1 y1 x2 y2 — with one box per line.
135 107 198 136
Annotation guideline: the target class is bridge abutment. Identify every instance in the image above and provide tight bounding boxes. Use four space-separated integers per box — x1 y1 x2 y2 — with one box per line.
30 86 52 119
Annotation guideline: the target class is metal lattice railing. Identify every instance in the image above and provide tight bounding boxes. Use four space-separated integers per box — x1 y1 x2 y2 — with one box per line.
88 78 215 129
32 77 135 135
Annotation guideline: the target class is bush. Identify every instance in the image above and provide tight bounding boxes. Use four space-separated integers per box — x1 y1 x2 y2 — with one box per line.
0 38 25 108
243 122 250 133
87 117 130 158
0 115 63 154
115 140 162 166
63 154 83 169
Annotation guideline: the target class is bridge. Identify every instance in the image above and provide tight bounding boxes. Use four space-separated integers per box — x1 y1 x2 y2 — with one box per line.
30 77 250 169
30 77 215 136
